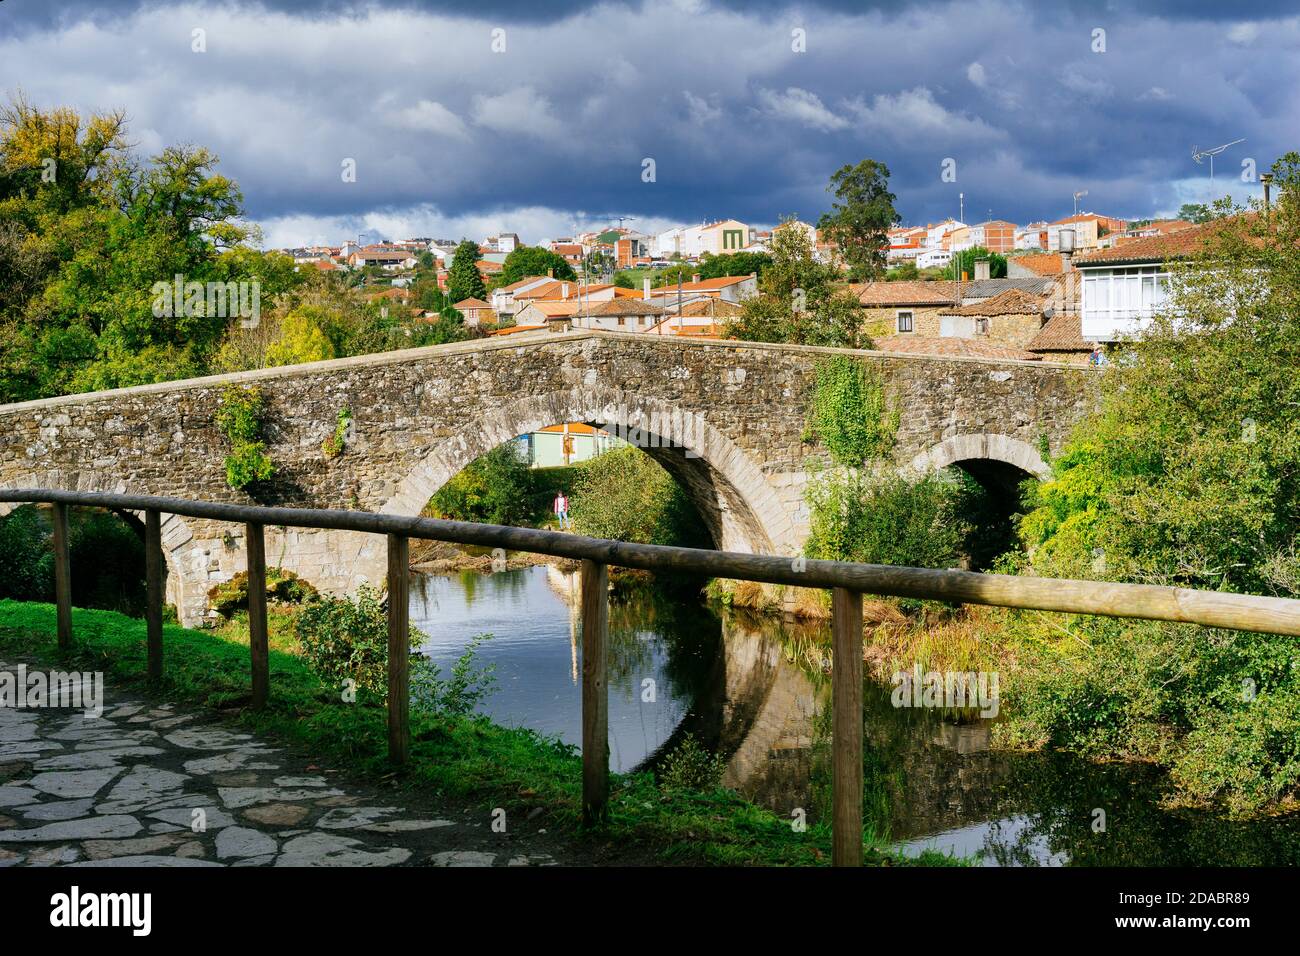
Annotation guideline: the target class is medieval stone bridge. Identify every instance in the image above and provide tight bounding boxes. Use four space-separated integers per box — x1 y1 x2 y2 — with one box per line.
0 330 1098 624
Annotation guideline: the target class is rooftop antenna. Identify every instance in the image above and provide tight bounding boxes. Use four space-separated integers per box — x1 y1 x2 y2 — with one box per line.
1192 139 1245 183
1073 190 1088 216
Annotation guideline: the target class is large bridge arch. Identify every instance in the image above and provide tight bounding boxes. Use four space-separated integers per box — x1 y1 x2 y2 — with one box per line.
907 433 1051 481
381 387 797 556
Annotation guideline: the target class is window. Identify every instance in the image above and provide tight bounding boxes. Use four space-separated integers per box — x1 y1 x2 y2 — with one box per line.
896 310 914 332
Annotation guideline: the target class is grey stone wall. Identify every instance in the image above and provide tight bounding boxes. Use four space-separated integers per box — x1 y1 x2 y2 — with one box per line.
0 330 1097 624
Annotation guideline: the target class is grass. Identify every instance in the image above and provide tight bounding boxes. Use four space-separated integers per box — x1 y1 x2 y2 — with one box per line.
0 598 961 867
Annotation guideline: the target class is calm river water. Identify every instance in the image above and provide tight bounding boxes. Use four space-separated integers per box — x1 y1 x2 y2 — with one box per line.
410 565 1300 866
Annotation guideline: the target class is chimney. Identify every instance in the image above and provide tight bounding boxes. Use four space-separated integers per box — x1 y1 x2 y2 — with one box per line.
1262 172 1274 213
548 267 554 278
973 259 991 281
692 273 700 283
643 277 652 300
561 282 570 298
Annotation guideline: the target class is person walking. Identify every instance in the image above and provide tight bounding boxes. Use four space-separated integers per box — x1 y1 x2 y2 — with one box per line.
553 490 570 530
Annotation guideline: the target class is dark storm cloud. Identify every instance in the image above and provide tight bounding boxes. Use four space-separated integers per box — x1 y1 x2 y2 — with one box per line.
2 0 1294 243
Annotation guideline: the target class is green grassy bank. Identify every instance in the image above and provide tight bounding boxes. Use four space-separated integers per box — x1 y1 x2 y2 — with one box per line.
0 599 958 867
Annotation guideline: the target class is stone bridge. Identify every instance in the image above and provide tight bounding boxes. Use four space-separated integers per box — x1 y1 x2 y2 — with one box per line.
0 330 1097 624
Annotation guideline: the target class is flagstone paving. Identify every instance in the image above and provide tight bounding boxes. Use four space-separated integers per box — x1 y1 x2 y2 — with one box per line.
0 656 568 868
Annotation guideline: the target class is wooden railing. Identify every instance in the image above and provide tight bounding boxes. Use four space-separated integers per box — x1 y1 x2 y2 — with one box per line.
4 488 1300 866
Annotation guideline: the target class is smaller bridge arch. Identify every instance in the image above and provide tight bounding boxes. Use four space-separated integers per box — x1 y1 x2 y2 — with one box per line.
907 433 1050 481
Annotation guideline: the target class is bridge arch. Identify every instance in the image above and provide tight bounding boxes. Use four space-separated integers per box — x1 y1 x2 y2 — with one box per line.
380 387 797 556
907 433 1050 481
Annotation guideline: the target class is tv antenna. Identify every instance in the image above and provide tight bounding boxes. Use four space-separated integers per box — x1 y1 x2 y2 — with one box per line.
1192 139 1244 182
615 216 636 230
1073 190 1088 216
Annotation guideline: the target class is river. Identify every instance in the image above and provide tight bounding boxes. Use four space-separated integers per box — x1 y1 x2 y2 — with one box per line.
410 564 1300 866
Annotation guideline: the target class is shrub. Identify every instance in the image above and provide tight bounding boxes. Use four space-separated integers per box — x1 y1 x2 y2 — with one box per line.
658 733 727 791
568 446 710 547
0 505 53 602
216 385 275 491
804 469 970 569
295 585 423 699
322 406 351 460
207 567 320 617
428 443 534 526
804 356 895 467
411 634 498 717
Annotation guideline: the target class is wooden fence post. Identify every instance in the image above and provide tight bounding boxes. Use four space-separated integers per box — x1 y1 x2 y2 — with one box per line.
245 522 269 709
145 510 164 681
832 587 864 867
387 534 410 765
580 559 609 826
51 502 72 651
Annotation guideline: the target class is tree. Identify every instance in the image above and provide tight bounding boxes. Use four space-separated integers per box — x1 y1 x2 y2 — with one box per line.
1020 154 1300 595
943 246 1007 280
817 159 900 281
446 239 487 302
498 245 577 285
1177 202 1215 224
697 250 771 280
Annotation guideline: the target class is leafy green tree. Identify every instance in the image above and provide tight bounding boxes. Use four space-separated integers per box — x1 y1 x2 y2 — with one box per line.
498 245 577 285
943 246 1007 280
817 159 900 281
446 239 487 302
1177 202 1215 224
697 250 771 280
568 447 708 547
1020 154 1300 595
265 307 335 366
428 444 534 526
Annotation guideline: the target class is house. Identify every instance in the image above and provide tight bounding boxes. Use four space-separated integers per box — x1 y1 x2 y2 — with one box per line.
484 233 520 254
1007 252 1065 277
653 274 758 303
347 247 418 271
953 220 1018 254
1025 313 1098 365
489 275 554 317
570 298 666 332
652 220 751 258
1014 222 1048 251
1046 213 1127 252
936 288 1050 349
513 299 581 328
647 298 744 339
872 336 1042 361
887 226 927 261
523 423 623 468
1072 220 1216 342
452 297 496 327
916 248 954 270
853 281 958 337
549 242 585 266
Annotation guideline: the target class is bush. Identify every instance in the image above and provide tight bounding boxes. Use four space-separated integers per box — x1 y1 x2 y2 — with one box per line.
295 585 423 699
569 447 710 547
216 385 275 491
207 567 320 617
0 505 53 602
411 634 497 717
428 443 534 526
658 733 727 791
804 470 971 569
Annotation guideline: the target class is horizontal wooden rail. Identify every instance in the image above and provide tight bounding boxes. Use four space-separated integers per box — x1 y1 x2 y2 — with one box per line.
6 485 1300 868
2 488 1298 637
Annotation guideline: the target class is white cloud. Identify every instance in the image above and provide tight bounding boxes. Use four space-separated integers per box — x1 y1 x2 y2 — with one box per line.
684 91 722 125
471 86 564 141
843 86 1004 142
386 100 469 140
755 87 848 132
967 62 987 88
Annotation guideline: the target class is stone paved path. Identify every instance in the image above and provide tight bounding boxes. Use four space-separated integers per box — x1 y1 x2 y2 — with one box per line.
0 657 563 867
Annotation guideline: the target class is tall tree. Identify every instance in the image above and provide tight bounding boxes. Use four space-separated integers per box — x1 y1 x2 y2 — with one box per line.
446 238 488 302
498 245 577 285
817 159 900 281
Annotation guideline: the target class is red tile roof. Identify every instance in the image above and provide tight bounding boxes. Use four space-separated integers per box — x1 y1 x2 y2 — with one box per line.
942 288 1046 317
1008 253 1064 275
854 280 958 306
872 336 1043 361
1026 313 1095 353
1072 219 1218 266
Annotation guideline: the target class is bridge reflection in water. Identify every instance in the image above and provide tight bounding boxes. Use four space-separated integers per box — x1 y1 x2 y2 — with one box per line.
408 564 1300 866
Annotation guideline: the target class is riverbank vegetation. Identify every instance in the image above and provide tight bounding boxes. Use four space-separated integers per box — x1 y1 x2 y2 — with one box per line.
0 598 954 866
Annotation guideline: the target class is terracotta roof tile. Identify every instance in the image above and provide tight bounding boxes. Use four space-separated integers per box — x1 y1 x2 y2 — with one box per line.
872 336 1042 361
943 288 1046 316
854 280 959 306
1026 313 1096 352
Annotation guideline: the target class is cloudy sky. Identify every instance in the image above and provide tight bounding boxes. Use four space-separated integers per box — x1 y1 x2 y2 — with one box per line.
2 0 1296 247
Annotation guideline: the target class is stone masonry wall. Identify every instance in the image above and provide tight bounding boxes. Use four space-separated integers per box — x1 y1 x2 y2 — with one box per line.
0 330 1097 624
